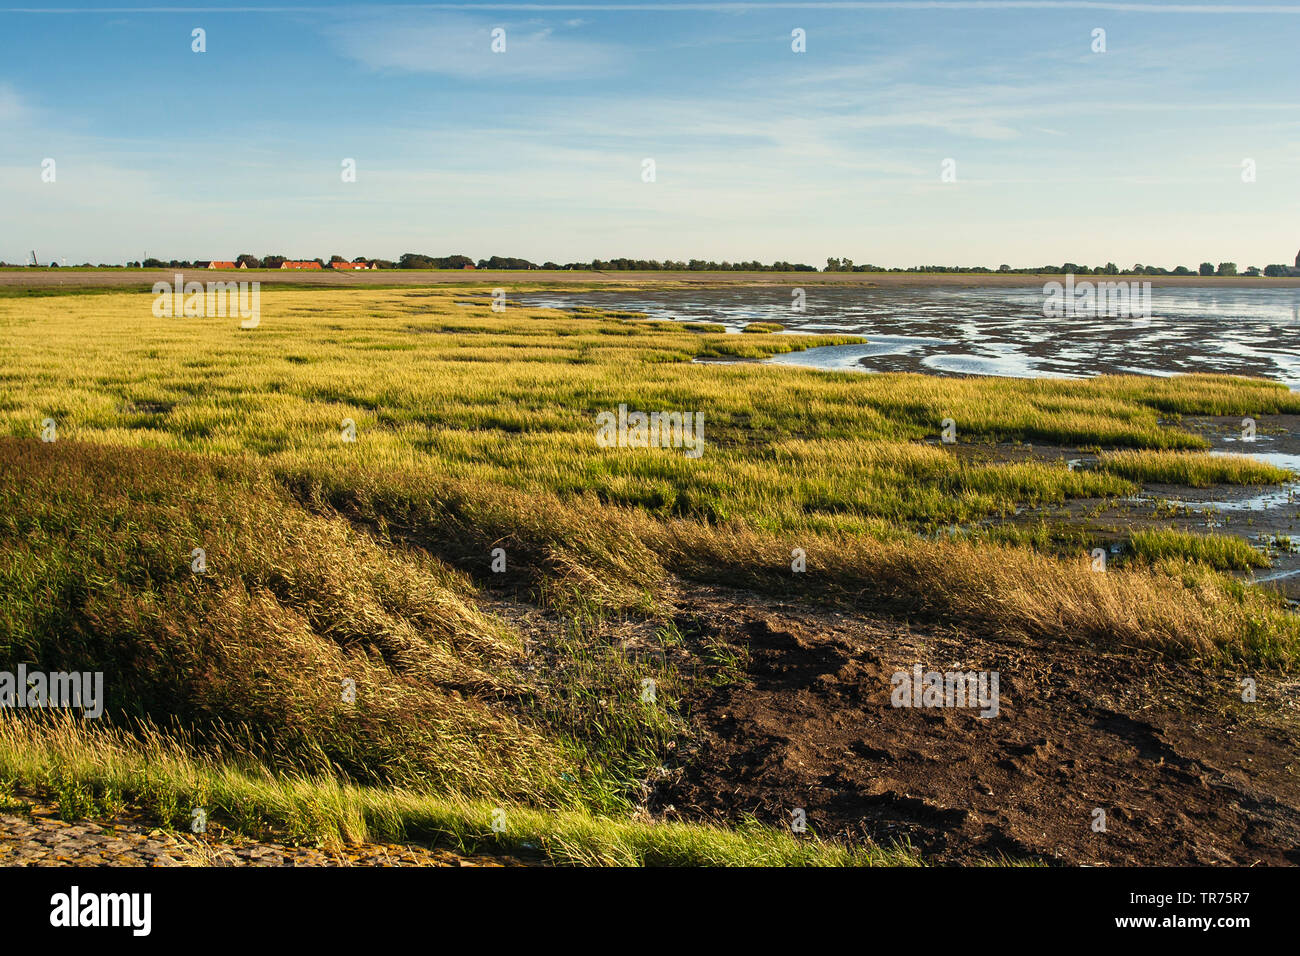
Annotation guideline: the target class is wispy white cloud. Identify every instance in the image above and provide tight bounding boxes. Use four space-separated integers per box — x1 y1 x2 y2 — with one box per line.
0 85 26 122
325 13 619 79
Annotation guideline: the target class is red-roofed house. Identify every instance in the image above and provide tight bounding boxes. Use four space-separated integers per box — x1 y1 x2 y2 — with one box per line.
209 261 237 270
330 261 373 270
280 261 322 270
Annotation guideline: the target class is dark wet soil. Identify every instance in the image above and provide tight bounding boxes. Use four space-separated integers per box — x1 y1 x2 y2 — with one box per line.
640 582 1300 866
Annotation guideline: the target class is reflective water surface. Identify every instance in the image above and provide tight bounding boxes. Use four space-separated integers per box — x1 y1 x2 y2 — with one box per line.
520 285 1300 387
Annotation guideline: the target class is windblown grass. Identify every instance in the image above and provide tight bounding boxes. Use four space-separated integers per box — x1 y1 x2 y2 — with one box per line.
276 458 1300 667
0 439 576 800
0 714 916 866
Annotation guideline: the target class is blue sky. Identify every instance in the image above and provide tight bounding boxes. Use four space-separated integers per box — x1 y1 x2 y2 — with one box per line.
2 1 1299 268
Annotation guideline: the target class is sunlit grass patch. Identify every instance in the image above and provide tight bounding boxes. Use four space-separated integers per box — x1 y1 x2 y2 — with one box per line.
0 714 918 867
1126 527 1269 571
2 288 1296 540
1099 449 1294 486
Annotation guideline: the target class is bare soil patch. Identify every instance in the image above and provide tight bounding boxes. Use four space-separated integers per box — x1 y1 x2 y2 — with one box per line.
637 582 1300 865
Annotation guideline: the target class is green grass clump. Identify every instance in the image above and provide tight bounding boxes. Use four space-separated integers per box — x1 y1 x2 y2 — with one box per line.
1126 528 1269 571
1099 449 1294 487
741 322 785 333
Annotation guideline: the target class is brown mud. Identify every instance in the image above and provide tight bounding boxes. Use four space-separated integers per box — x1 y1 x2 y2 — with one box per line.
637 582 1300 866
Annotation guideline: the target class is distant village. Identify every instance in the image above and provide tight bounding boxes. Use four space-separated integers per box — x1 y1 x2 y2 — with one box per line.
6 249 1300 275
201 259 382 271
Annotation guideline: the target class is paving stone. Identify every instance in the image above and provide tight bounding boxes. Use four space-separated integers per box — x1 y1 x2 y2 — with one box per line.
0 793 534 867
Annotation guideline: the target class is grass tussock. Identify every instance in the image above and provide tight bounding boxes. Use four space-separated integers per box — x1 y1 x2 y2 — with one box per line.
281 462 665 615
1099 449 1295 487
1126 528 1270 571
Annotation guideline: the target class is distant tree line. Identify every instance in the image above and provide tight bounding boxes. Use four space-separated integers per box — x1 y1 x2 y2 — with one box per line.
114 253 822 271
579 258 818 272
7 254 1293 276
825 258 1270 277
398 253 818 271
97 253 818 271
119 254 393 269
